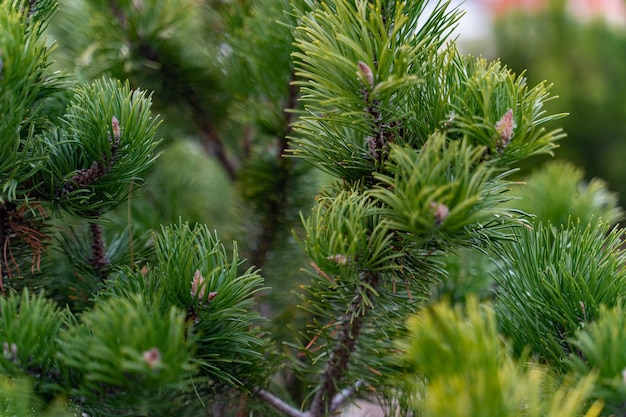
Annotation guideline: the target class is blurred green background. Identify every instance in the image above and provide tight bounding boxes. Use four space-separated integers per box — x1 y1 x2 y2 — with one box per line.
477 0 626 214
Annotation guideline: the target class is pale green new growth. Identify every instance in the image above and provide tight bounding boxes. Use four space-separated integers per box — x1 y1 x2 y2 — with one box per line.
401 299 602 417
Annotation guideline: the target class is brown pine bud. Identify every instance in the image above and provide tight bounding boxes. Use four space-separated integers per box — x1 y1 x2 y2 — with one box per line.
191 269 206 300
142 347 161 369
111 116 121 140
430 202 450 226
495 109 516 150
326 254 349 265
357 61 374 89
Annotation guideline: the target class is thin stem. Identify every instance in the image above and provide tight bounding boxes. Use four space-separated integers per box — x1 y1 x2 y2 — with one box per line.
330 380 364 413
309 272 380 417
254 387 308 417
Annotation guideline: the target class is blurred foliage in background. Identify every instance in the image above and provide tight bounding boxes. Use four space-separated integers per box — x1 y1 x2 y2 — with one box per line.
490 0 626 212
47 0 322 324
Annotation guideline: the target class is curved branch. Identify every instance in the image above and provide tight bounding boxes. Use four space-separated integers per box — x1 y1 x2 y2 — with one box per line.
254 387 308 417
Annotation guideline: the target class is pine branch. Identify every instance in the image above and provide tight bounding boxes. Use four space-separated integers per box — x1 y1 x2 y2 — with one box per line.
104 0 238 180
27 0 37 21
309 271 380 417
254 387 307 417
62 116 122 195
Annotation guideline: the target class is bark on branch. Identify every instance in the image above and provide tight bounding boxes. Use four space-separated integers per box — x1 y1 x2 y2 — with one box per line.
309 271 380 417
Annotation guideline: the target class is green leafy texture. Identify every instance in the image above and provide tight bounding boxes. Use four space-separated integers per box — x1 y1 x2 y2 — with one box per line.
36 220 154 311
119 141 235 232
370 136 517 248
430 247 497 303
301 187 399 277
36 77 161 217
399 298 602 417
493 5 626 209
290 0 462 180
0 0 67 202
155 222 267 389
507 160 623 227
0 376 75 417
52 0 204 78
227 0 301 137
107 221 268 391
445 57 566 166
495 220 626 369
58 293 195 415
294 266 429 410
51 0 229 141
568 303 626 415
0 290 66 379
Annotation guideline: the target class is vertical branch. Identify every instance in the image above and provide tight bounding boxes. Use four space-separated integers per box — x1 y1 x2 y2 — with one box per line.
89 220 108 275
309 271 380 417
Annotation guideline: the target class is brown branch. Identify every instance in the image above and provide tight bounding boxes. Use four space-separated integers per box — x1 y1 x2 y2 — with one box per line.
309 272 380 417
28 0 37 21
89 220 108 275
0 203 50 287
198 122 237 180
63 117 121 195
167 77 239 180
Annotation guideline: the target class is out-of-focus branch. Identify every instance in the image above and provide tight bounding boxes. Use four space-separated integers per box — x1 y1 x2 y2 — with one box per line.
254 387 308 417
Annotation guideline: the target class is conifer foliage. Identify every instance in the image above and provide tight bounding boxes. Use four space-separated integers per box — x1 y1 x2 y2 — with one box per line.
1 0 625 416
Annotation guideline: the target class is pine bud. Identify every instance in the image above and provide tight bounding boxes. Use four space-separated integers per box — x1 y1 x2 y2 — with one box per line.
191 269 206 300
444 111 456 129
430 202 449 226
326 254 349 265
142 347 161 369
191 269 217 304
357 61 374 90
3 342 17 362
495 109 516 150
111 116 121 141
